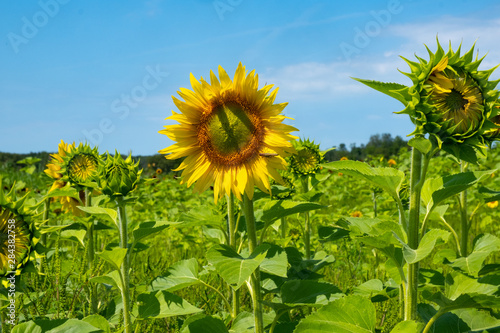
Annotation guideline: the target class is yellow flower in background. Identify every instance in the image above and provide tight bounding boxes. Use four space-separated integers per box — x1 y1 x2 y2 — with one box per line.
350 210 363 217
487 201 498 209
0 182 39 277
45 140 84 216
156 168 163 175
59 143 101 188
48 181 84 216
388 159 397 166
44 140 75 180
340 156 349 161
289 138 324 176
159 63 298 202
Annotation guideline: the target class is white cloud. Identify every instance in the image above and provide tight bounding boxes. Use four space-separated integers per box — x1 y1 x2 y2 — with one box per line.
387 16 500 72
260 15 500 102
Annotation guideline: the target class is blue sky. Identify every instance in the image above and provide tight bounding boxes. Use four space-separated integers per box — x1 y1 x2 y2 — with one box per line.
2 0 500 155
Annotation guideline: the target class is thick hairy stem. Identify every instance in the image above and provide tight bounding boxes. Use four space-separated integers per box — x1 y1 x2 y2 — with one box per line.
40 199 50 274
459 161 469 256
116 197 132 333
281 217 287 239
405 148 422 321
85 189 98 314
301 178 311 260
243 195 264 333
226 194 239 318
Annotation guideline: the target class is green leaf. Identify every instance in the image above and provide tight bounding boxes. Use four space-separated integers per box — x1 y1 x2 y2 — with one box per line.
207 244 268 290
82 315 110 333
12 319 104 333
228 312 275 333
180 314 229 333
293 295 376 333
59 229 87 247
408 137 432 155
419 305 500 333
424 271 500 312
353 279 384 298
98 248 128 271
478 186 500 203
261 200 326 223
389 321 422 333
132 220 176 243
280 280 343 306
451 308 500 331
150 258 202 292
11 321 42 333
90 270 123 291
352 78 410 106
400 229 450 264
137 290 202 319
421 170 495 216
179 208 225 228
77 206 118 226
44 184 82 201
259 244 288 278
445 271 499 302
229 312 256 333
450 234 500 276
318 226 350 243
321 160 405 202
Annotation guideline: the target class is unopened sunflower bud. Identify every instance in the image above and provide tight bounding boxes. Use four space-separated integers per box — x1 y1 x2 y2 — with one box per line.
99 152 142 197
289 138 324 176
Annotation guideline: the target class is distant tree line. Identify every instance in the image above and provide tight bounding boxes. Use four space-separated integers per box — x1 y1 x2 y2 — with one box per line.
324 133 409 161
0 133 408 174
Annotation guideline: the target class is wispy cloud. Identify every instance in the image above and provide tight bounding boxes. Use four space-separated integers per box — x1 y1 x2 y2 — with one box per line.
387 16 500 71
260 15 500 101
260 58 408 101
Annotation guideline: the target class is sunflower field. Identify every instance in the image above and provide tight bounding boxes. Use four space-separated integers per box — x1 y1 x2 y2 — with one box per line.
2 41 500 333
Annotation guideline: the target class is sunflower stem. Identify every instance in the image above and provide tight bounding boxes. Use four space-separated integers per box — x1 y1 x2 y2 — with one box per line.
116 196 132 333
301 178 311 260
227 193 239 318
243 194 264 333
40 199 50 274
405 147 422 321
459 162 469 257
281 217 287 239
84 188 98 314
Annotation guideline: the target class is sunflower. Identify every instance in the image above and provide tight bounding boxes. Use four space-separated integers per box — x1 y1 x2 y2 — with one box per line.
159 63 298 202
355 40 500 162
0 183 38 277
289 138 324 176
44 140 75 180
59 143 101 188
45 140 84 216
